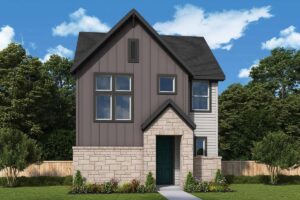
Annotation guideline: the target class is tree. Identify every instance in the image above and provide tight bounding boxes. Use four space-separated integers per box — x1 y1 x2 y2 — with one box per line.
0 128 42 186
250 48 300 98
252 131 300 184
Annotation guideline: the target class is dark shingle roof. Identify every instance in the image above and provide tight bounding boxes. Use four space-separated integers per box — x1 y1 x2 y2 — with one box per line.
141 99 196 131
72 9 225 81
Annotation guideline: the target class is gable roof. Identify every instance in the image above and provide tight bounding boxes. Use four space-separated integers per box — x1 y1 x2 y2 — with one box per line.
71 9 225 81
141 99 196 131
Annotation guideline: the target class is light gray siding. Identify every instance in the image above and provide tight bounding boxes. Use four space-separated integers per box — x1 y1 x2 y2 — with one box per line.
190 82 218 156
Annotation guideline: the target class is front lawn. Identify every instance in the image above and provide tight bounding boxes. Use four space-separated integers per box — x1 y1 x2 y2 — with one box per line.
0 186 166 200
193 184 300 200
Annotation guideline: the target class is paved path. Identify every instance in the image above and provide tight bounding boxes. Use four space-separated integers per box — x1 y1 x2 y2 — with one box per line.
158 186 201 200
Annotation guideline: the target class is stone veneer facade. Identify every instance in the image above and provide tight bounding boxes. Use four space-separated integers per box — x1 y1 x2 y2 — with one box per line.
193 156 222 181
73 146 144 183
143 108 194 186
73 108 219 186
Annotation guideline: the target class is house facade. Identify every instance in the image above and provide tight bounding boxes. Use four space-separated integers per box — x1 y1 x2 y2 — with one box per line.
72 9 225 187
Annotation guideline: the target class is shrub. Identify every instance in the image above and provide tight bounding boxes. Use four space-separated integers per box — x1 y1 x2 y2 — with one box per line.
145 172 156 192
0 176 72 187
225 175 300 184
73 170 85 187
103 182 114 194
184 172 197 192
131 179 140 193
110 178 119 192
118 182 132 193
137 184 146 193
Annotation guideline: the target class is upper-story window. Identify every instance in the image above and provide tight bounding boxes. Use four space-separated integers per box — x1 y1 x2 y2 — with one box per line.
191 80 210 111
158 75 176 94
95 74 133 122
128 39 139 63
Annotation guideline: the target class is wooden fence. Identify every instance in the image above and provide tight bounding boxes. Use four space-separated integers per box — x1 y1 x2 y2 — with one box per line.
0 161 73 177
1 160 300 177
222 161 300 176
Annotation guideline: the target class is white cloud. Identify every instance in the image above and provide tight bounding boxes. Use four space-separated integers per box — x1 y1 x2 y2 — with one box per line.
0 25 15 50
52 8 110 36
153 4 272 50
41 45 73 62
262 26 300 50
29 42 37 50
238 60 259 78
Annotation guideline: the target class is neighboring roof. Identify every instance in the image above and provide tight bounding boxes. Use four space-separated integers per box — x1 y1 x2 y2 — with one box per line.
71 9 225 81
141 99 196 131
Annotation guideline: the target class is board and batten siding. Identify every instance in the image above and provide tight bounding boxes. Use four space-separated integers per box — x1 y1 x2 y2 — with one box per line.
76 24 189 147
190 82 218 156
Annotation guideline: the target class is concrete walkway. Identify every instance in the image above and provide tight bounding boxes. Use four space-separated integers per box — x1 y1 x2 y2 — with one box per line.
158 186 201 200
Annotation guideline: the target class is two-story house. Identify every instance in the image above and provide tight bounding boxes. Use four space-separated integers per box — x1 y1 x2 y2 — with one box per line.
72 9 225 187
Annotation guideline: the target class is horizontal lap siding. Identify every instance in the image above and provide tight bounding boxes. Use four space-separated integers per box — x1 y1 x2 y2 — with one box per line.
77 24 189 146
190 82 218 156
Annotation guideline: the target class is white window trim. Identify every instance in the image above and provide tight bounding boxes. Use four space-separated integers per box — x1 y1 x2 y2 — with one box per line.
96 95 112 120
192 80 210 111
115 76 132 92
159 76 176 93
96 75 112 91
115 96 132 121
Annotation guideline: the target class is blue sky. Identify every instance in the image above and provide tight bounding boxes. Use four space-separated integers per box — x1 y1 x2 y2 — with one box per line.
1 0 300 92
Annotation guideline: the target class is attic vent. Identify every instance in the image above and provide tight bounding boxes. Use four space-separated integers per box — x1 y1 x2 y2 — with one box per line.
128 39 139 63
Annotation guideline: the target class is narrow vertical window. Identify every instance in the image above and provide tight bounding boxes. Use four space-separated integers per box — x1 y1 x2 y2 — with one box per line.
192 80 210 111
128 39 139 63
195 137 207 156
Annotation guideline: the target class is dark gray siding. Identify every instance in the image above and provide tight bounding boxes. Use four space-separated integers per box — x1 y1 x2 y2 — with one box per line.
76 24 189 146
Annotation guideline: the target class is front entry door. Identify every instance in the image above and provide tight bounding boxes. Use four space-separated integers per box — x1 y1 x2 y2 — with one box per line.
156 136 174 185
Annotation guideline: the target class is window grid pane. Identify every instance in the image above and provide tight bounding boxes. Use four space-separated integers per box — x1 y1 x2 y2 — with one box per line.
96 75 112 91
115 95 131 120
115 76 131 91
96 95 112 120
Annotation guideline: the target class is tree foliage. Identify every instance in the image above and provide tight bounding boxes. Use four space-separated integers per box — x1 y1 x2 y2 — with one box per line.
0 43 75 160
0 128 42 186
252 131 300 184
219 48 300 160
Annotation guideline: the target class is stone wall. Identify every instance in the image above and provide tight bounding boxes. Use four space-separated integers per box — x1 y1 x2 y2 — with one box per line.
73 146 143 183
143 108 194 186
194 156 222 181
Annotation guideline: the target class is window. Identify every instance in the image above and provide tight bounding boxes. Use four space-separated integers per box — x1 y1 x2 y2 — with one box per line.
194 137 207 156
191 80 210 111
158 75 176 94
95 74 133 122
128 39 139 63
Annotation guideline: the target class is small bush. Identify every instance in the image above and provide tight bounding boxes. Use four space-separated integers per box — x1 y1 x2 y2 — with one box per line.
137 184 146 193
73 170 85 187
145 172 156 192
103 182 114 194
131 179 140 193
184 172 197 192
118 182 132 193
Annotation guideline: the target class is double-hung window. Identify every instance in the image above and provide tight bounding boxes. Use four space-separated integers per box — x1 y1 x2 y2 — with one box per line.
191 80 210 111
95 74 133 122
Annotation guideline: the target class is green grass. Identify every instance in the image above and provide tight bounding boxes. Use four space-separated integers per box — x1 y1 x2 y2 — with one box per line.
193 184 300 200
0 186 166 200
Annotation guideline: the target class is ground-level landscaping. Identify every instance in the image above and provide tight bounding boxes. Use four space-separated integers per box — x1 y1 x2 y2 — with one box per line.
193 184 300 200
0 186 166 200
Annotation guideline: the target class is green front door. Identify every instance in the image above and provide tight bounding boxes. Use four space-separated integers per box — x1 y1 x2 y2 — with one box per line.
156 136 174 185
